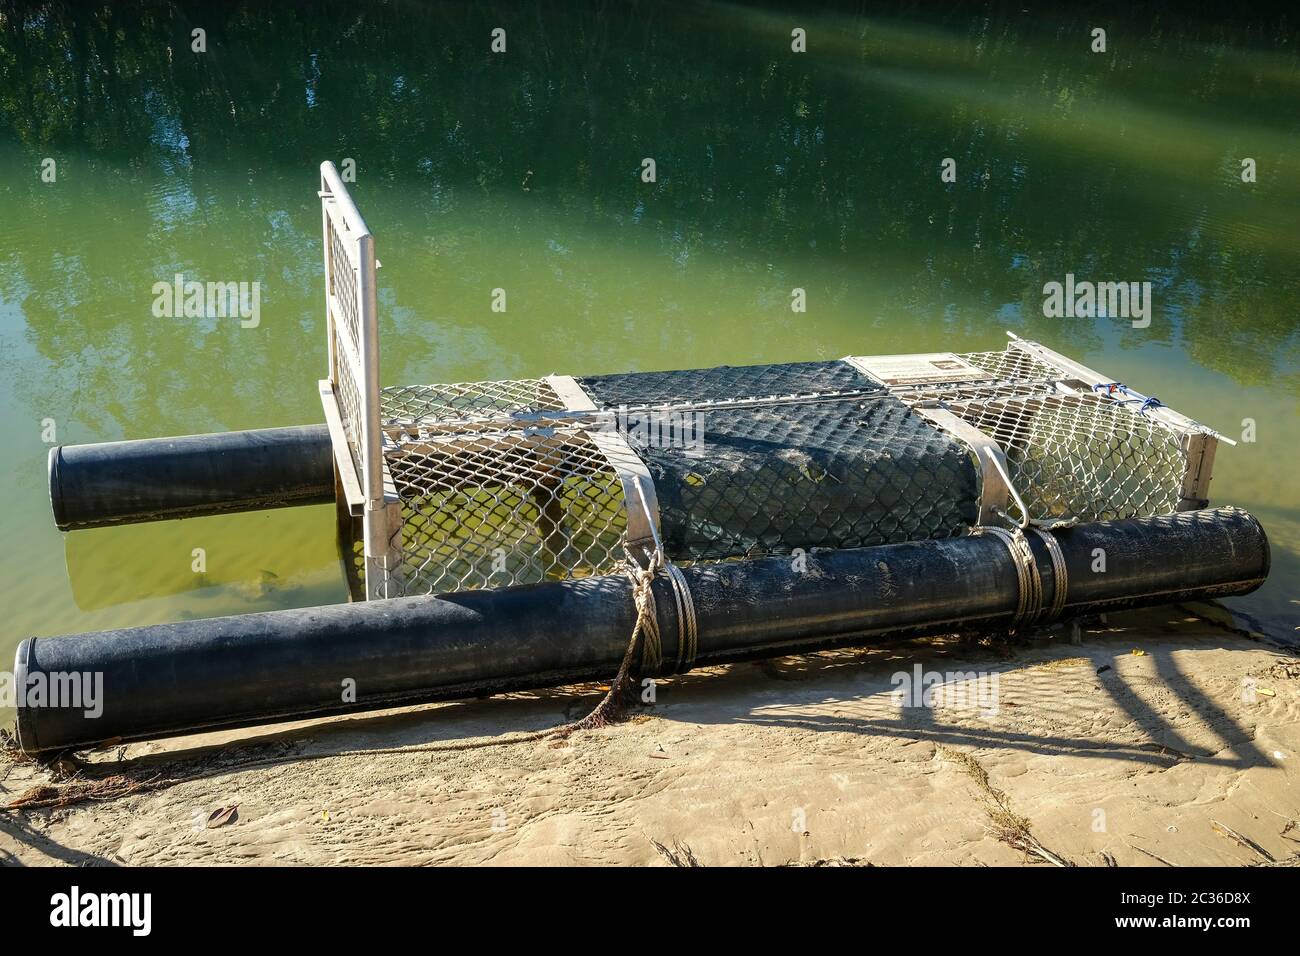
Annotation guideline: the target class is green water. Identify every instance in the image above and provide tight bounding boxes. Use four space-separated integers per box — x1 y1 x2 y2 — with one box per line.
1 1 1297 698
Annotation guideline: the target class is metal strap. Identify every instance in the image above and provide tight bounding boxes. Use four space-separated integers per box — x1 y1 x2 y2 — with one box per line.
976 526 1044 629
546 374 662 557
911 405 1013 527
977 524 1069 629
1030 527 1068 622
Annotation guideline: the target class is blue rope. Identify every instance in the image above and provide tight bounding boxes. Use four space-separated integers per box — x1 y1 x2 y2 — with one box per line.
1138 396 1164 415
1093 381 1162 415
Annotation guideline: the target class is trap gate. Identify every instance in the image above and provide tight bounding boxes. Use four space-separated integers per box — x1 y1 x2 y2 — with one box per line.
317 163 1230 601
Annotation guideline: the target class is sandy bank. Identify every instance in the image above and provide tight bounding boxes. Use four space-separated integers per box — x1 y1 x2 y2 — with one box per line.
2 606 1298 866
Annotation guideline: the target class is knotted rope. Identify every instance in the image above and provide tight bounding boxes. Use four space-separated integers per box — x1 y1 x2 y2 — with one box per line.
560 535 698 732
1093 381 1164 416
623 483 698 676
621 544 699 676
625 549 666 675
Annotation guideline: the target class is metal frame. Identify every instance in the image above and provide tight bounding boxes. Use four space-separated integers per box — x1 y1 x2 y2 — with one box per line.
319 161 401 599
311 175 1225 595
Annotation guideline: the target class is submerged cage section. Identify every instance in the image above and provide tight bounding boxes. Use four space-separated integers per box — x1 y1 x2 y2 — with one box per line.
317 168 1229 601
379 380 632 593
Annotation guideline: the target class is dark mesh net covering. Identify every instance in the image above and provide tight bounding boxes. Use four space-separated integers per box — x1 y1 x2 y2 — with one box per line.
577 359 877 407
577 362 981 560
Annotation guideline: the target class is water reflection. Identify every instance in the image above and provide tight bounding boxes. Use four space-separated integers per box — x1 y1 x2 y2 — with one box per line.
0 1 1296 648
2 2 1294 401
63 506 342 611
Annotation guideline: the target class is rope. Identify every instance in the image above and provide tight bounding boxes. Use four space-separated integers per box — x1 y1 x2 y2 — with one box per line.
1092 381 1163 416
518 537 702 738
14 542 703 796
622 546 698 674
286 554 676 747
624 550 665 674
626 482 698 674
1137 396 1164 415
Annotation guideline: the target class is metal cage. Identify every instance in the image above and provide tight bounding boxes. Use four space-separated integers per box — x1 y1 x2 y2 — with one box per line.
317 170 1229 601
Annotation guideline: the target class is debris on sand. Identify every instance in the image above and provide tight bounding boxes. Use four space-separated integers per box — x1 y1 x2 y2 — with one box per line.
938 745 1075 867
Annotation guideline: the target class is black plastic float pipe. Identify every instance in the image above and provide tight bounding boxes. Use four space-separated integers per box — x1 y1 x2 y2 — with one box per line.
48 425 335 530
13 508 1268 755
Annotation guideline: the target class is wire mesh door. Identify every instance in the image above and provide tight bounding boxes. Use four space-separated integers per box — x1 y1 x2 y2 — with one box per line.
939 391 1187 523
319 161 397 600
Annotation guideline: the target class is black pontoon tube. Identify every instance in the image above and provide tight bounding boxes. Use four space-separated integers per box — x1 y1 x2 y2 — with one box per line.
13 507 1268 755
49 425 334 530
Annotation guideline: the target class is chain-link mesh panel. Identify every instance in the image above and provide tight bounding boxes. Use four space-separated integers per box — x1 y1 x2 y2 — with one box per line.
377 378 625 595
645 399 978 559
381 379 565 430
384 427 629 594
961 347 1063 383
860 344 1193 524
941 392 1187 522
